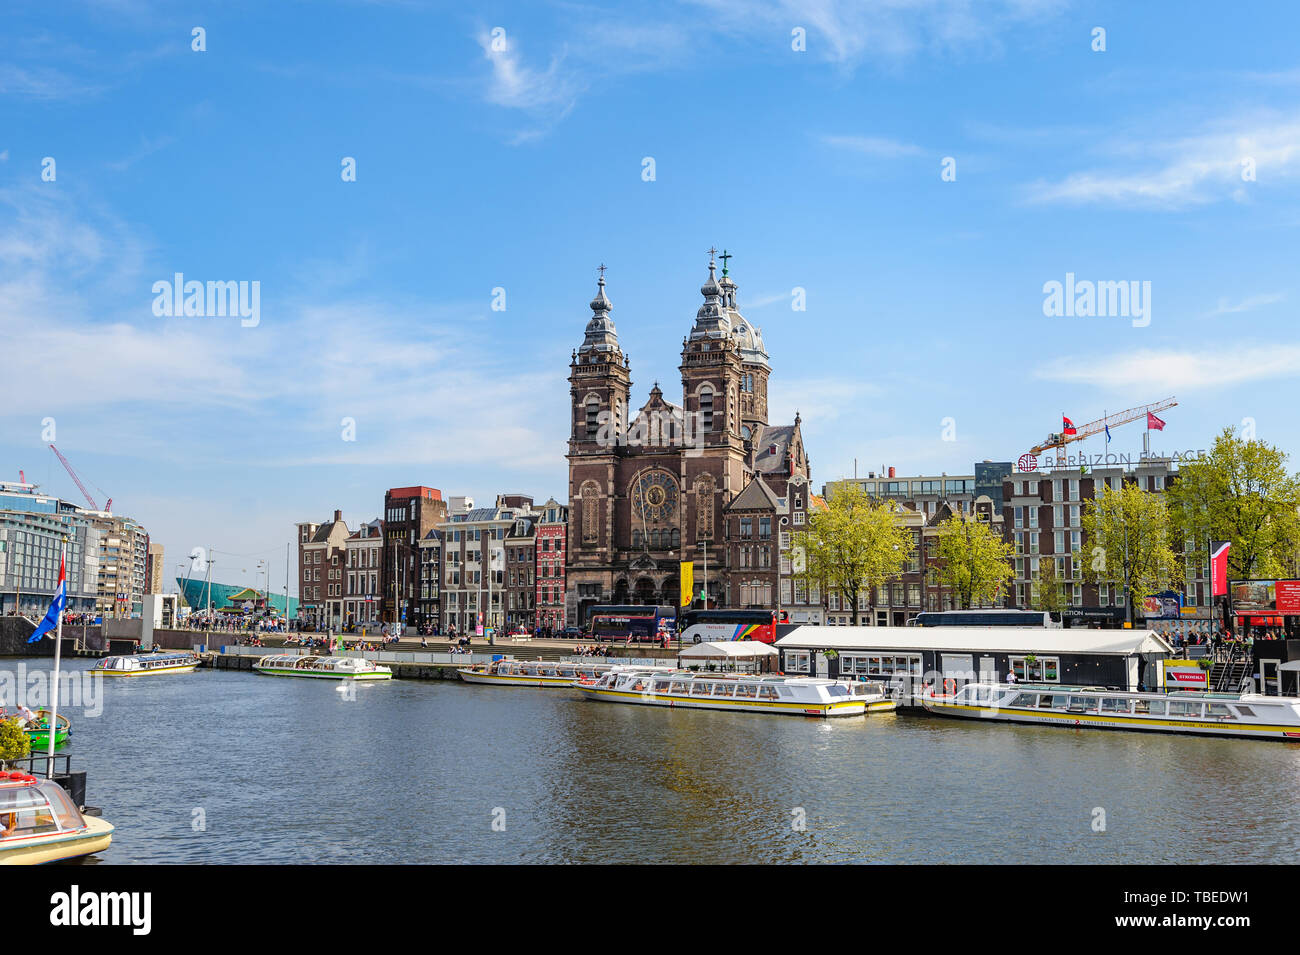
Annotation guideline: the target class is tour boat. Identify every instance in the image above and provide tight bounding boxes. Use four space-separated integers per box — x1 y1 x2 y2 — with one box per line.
457 659 659 687
253 654 392 680
92 651 200 677
922 683 1300 740
22 711 70 750
575 669 891 718
0 771 114 865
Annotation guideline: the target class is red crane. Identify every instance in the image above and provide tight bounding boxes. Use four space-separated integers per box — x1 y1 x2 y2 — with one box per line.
48 445 112 512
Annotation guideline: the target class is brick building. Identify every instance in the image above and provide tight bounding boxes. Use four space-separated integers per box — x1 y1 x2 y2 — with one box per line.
383 486 448 629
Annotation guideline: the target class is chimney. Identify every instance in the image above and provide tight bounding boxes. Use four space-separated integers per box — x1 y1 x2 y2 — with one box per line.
334 509 342 522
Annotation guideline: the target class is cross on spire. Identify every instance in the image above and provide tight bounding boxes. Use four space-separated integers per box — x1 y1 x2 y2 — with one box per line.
707 246 717 267
719 249 731 276
597 263 607 281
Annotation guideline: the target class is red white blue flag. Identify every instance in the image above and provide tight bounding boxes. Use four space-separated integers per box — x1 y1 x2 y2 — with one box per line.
28 552 66 643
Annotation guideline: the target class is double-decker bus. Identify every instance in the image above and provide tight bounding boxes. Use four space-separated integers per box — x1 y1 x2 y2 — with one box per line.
586 605 676 641
678 609 778 644
912 609 1060 628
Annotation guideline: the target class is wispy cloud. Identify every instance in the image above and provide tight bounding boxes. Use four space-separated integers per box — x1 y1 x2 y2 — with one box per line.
1035 345 1300 391
1204 292 1285 317
1026 114 1300 208
476 30 581 112
821 134 926 158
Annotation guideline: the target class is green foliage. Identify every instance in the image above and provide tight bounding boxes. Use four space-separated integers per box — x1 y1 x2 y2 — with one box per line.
790 482 914 622
1032 557 1068 614
930 513 1015 610
0 717 31 764
1081 482 1183 619
1166 426 1300 580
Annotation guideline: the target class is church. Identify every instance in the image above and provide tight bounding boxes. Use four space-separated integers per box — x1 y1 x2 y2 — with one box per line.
566 251 812 626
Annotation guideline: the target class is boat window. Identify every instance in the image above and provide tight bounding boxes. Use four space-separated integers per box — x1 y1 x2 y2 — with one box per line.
653 680 672 692
759 686 778 700
1206 703 1234 720
1132 699 1150 714
734 684 757 698
690 682 711 696
1234 705 1256 717
827 684 849 698
1167 700 1202 718
1147 699 1166 716
712 683 735 697
36 781 83 831
0 787 60 835
1010 693 1038 707
1100 698 1131 714
669 681 689 694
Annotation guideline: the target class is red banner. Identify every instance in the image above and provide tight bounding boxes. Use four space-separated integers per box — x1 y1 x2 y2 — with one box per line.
1276 580 1300 614
1211 541 1231 597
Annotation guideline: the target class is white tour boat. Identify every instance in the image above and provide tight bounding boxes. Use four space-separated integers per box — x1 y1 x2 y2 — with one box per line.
92 651 200 677
575 669 893 718
0 771 114 865
457 659 629 687
253 654 392 680
922 682 1300 740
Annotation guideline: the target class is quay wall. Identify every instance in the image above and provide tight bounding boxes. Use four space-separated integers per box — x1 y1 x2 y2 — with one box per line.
0 619 106 657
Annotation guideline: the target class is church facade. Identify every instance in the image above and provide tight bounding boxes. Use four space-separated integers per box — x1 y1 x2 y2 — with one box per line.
566 252 811 626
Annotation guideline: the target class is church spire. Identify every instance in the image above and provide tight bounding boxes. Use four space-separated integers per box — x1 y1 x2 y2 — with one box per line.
689 247 731 341
578 265 621 356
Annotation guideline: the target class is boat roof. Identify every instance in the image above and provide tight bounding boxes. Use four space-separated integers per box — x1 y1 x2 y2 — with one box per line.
678 640 779 659
776 625 1173 656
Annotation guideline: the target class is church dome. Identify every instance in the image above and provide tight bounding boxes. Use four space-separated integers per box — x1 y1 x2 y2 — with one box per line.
578 272 622 356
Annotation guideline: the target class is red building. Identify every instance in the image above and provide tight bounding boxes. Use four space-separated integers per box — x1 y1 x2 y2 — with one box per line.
383 486 448 629
534 497 568 632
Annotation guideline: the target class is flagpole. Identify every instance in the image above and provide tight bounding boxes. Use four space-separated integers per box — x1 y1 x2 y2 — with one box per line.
47 539 66 778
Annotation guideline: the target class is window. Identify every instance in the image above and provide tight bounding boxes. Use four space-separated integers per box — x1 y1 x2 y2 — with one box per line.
785 651 811 673
699 386 714 432
1009 655 1060 682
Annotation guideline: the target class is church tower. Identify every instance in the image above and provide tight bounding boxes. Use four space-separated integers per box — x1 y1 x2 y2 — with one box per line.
717 250 770 441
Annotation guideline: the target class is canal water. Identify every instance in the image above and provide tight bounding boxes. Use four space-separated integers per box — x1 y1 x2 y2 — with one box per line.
16 658 1300 864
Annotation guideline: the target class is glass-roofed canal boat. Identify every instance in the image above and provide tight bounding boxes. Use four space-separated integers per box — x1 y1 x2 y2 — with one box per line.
922 683 1300 740
457 659 667 687
253 654 392 680
0 771 114 865
575 669 894 718
92 651 201 677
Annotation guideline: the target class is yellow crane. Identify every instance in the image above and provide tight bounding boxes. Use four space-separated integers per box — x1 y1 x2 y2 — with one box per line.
1030 397 1177 467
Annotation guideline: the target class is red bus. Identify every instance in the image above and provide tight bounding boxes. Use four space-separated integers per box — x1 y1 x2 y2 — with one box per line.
678 609 777 644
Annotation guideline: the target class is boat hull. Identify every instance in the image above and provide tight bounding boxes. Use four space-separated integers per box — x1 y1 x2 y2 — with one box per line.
0 816 114 865
577 685 867 717
922 698 1300 740
457 669 581 687
97 663 199 677
24 729 69 749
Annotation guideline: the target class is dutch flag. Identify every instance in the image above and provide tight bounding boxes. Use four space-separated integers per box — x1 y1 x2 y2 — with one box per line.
28 553 66 643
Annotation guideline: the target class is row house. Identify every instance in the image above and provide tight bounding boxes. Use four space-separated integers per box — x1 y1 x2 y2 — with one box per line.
344 518 384 628
535 498 568 632
416 529 441 629
296 510 350 630
436 502 521 636
382 486 448 629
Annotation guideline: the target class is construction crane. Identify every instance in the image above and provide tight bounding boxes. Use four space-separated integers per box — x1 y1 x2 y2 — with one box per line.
1030 397 1178 467
48 444 112 513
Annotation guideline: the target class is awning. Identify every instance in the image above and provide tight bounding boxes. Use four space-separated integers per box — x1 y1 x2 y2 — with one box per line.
677 640 779 661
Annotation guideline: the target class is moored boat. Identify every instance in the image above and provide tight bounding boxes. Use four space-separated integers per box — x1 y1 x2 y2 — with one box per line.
21 711 70 750
922 682 1300 740
93 651 200 677
457 659 660 687
253 654 392 680
0 771 113 865
575 668 889 718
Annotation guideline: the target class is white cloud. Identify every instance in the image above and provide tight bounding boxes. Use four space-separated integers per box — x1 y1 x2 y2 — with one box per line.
821 134 926 158
1035 345 1300 391
476 31 580 113
1027 115 1300 208
1204 292 1285 316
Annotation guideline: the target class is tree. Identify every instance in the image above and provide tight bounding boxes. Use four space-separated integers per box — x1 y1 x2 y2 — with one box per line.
1081 482 1182 621
930 513 1015 610
1166 426 1300 580
0 716 30 767
790 482 914 624
1032 557 1068 615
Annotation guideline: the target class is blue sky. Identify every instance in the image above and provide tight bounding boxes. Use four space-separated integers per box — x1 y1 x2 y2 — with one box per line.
3 0 1299 594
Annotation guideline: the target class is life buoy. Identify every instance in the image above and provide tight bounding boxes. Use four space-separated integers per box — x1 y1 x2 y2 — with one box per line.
943 678 955 696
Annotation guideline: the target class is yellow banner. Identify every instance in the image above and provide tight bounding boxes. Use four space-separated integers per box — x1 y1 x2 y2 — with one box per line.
680 561 694 607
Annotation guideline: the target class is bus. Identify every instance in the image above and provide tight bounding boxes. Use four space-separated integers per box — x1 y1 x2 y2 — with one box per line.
912 609 1061 628
678 609 778 644
586 605 676 642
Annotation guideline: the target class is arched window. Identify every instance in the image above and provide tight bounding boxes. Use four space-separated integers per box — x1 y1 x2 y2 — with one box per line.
585 396 600 440
581 483 599 543
632 529 643 549
699 386 714 433
694 474 715 540
650 529 660 550
671 528 681 549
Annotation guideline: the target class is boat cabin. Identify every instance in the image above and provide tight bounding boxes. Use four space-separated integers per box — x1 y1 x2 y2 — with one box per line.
0 771 89 842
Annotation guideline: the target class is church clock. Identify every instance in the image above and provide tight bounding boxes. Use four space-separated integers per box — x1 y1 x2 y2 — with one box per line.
631 471 679 523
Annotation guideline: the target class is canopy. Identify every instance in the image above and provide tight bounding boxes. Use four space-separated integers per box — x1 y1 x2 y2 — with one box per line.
677 640 779 661
776 625 1173 656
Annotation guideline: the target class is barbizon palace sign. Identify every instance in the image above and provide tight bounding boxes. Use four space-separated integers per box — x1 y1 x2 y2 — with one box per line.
1019 449 1207 470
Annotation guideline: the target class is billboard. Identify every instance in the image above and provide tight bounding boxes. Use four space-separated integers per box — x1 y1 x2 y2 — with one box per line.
1230 580 1300 615
1141 591 1182 620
